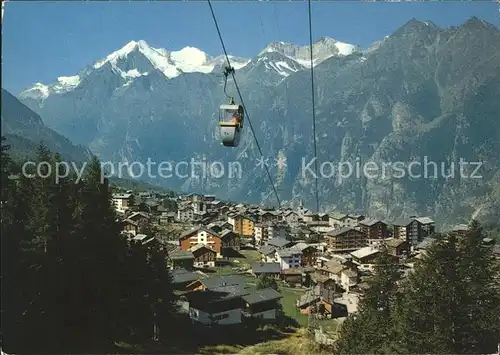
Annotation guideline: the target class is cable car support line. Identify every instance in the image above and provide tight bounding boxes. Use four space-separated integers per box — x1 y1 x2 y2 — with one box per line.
207 0 282 208
308 0 320 213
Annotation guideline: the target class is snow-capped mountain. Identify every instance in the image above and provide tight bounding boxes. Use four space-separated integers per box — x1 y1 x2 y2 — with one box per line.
15 18 500 228
19 37 358 101
259 37 360 67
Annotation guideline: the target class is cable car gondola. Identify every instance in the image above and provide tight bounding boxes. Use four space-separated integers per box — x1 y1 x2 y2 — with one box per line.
218 66 244 147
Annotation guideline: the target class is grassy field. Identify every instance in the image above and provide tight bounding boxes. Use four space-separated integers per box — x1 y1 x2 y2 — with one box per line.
280 287 308 326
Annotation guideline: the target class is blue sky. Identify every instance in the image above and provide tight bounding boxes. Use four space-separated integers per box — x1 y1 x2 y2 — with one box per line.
3 1 500 94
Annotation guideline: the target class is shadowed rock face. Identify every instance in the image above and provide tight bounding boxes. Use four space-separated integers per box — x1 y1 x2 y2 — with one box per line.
18 18 500 228
1 89 91 163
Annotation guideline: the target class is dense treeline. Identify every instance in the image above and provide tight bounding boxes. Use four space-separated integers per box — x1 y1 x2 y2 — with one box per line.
335 223 500 354
1 137 176 353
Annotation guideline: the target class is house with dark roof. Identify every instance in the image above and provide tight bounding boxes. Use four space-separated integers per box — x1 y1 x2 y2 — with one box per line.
359 219 388 240
267 237 293 249
184 285 282 327
241 288 282 321
179 226 222 254
324 227 368 252
220 229 240 254
258 245 277 263
186 274 248 292
171 268 202 290
168 250 195 270
392 217 432 247
251 262 281 278
189 244 217 268
120 218 139 236
384 238 410 257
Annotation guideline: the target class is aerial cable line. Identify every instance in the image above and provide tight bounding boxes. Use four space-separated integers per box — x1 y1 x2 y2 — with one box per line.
307 0 320 214
207 0 282 209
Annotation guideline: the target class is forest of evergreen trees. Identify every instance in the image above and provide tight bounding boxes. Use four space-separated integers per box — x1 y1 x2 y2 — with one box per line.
1 137 177 353
334 226 500 354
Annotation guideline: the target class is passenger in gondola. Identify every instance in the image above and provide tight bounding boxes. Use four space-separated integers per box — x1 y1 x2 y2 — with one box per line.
231 111 240 127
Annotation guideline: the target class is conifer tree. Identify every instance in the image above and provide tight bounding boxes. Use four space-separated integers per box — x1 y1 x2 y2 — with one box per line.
335 247 402 354
392 224 500 354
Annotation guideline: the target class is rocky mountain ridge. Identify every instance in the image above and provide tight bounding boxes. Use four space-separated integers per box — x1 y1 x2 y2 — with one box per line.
17 17 500 228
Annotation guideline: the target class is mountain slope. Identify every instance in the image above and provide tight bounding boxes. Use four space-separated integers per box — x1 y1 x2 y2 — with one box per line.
17 19 500 227
1 89 91 162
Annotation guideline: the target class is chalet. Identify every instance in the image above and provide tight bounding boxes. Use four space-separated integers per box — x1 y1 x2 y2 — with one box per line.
275 248 302 270
208 221 233 234
159 212 176 225
350 246 380 265
359 219 388 240
324 227 368 252
220 230 240 254
169 251 195 270
179 227 222 254
251 262 281 278
258 210 281 224
186 275 248 292
318 213 330 223
302 213 319 223
267 237 293 249
144 200 159 213
189 244 217 268
171 268 201 290
329 213 347 229
177 207 194 222
185 284 281 326
296 291 320 314
258 245 277 263
280 268 303 285
450 224 469 237
241 288 283 321
128 211 151 224
313 274 336 291
291 243 317 267
121 218 139 236
317 289 349 318
112 193 134 213
317 261 346 283
345 214 365 228
384 238 410 257
283 211 299 225
296 289 348 318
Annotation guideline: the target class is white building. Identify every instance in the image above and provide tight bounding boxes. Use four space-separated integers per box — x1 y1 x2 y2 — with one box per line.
112 193 133 213
254 223 290 245
275 248 301 270
177 207 194 222
340 268 358 291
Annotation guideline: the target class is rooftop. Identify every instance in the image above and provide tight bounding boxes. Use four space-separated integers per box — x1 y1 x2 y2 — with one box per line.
242 288 282 305
169 250 194 260
252 262 281 274
267 237 292 248
350 246 380 260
